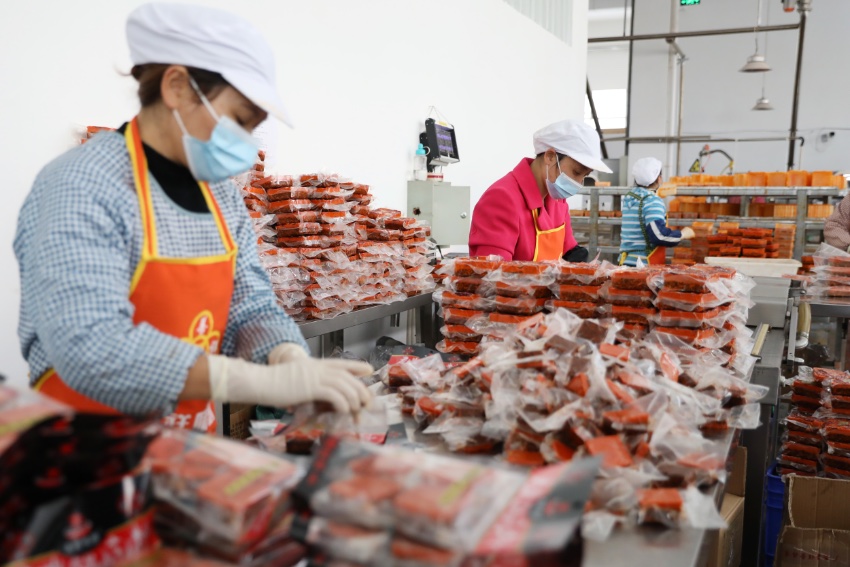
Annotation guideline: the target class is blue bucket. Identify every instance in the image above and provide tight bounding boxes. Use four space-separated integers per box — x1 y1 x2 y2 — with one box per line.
764 463 785 567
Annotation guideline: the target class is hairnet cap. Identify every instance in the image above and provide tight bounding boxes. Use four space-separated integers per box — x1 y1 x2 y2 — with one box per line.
633 157 663 187
532 120 613 174
127 3 293 128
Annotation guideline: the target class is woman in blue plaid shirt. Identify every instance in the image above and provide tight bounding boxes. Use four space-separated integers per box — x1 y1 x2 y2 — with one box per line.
14 3 371 430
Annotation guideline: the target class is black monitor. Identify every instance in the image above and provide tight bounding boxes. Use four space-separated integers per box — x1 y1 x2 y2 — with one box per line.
420 118 459 171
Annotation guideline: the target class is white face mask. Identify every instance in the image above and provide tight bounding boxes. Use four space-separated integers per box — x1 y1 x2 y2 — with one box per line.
546 159 583 200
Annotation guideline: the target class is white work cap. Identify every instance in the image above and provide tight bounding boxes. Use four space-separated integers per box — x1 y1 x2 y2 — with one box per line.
126 3 293 127
633 157 663 187
532 120 613 174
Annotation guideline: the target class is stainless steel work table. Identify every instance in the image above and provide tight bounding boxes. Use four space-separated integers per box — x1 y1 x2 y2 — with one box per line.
296 292 437 354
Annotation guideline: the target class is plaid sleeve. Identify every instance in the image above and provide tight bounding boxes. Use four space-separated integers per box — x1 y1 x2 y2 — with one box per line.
14 151 203 415
220 193 309 363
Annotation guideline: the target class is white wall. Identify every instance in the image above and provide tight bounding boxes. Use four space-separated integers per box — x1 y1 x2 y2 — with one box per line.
0 0 588 385
588 0 850 177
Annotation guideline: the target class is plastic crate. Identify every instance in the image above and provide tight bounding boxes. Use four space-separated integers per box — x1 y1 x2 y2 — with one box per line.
764 463 785 567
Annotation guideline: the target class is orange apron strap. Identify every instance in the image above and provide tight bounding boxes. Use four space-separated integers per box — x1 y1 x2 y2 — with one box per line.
199 182 237 255
34 370 120 415
531 209 567 262
126 118 158 258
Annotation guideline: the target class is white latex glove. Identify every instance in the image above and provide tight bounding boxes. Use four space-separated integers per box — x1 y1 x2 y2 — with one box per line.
268 342 309 364
208 355 374 414
681 227 696 240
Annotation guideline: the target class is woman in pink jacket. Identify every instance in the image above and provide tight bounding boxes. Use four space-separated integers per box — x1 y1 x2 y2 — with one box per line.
468 120 611 262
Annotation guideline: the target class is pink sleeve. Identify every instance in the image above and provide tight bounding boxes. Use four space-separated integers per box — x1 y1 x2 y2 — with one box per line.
563 205 578 253
469 186 519 260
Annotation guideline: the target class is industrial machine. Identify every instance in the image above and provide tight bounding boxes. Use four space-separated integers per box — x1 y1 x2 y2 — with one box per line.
408 114 470 247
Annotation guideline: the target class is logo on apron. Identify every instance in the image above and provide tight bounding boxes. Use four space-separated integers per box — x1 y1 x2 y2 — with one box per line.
187 310 221 353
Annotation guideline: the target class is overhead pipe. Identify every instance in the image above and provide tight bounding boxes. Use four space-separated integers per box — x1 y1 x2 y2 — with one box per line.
624 0 636 158
787 7 808 170
675 51 686 176
664 1 680 181
586 79 608 159
589 23 800 43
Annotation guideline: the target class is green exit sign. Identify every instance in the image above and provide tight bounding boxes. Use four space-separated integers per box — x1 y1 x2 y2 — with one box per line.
681 0 700 4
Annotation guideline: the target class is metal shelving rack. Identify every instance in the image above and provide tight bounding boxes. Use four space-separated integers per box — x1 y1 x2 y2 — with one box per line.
573 186 845 259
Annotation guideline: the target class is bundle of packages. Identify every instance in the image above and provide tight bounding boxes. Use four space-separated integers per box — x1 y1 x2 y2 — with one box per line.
800 255 815 275
778 367 850 479
646 264 754 368
774 224 796 259
386 307 762 538
290 436 597 566
241 151 277 245
687 221 715 263
671 223 795 261
0 385 162 566
360 208 436 298
434 259 618 356
244 172 435 320
806 243 850 302
434 260 753 363
144 428 306 565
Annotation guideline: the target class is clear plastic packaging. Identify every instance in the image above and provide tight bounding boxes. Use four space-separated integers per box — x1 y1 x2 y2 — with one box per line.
611 268 652 291
292 437 597 558
268 199 316 213
654 290 728 311
493 295 548 315
494 281 552 299
145 428 303 546
553 284 603 302
277 222 322 237
267 187 311 201
438 257 502 278
277 211 321 224
436 340 481 355
556 261 613 286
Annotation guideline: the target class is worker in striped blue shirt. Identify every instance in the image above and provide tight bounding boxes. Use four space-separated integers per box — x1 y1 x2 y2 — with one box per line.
619 157 694 266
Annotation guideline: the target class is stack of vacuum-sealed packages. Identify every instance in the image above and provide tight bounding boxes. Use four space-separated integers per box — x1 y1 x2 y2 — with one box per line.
778 366 850 479
804 242 850 302
434 258 754 366
239 155 435 321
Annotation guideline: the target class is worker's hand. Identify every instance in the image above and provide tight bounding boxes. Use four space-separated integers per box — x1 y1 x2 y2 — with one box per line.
657 184 677 198
563 245 590 263
681 227 696 239
268 342 309 364
208 355 374 414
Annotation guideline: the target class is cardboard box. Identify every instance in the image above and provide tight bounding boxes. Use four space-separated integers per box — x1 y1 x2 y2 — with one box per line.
705 446 747 567
228 402 254 440
775 475 850 567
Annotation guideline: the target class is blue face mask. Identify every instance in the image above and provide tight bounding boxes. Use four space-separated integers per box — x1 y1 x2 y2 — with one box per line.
173 79 259 182
546 158 584 200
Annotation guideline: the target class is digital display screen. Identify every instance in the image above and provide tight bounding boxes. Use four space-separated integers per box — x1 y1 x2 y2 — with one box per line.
435 125 457 158
680 0 700 5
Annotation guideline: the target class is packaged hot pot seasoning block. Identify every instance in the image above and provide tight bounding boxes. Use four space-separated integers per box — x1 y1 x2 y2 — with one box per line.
290 436 599 566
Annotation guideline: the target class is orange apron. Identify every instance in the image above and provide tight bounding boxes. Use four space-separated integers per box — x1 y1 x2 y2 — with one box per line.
531 209 567 262
34 117 237 433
